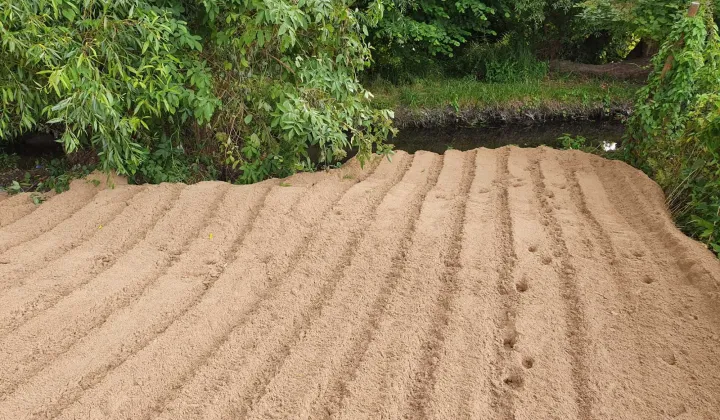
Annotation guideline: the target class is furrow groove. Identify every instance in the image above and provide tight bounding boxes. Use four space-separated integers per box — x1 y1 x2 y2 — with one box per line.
230 153 416 420
406 150 477 419
46 157 382 420
526 148 592 419
152 152 418 420
0 148 719 420
0 185 143 281
492 147 519 420
0 174 109 253
0 184 185 336
0 182 232 397
217 153 444 420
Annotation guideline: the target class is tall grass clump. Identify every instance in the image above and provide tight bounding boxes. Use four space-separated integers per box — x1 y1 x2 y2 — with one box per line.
450 34 549 83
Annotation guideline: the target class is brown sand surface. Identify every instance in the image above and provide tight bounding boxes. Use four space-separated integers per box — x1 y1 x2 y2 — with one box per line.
1 146 719 419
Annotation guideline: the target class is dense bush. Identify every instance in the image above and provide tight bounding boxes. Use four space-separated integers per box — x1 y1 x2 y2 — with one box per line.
0 0 394 181
362 0 497 82
450 33 548 82
0 1 217 174
194 0 395 183
626 2 720 255
566 0 688 63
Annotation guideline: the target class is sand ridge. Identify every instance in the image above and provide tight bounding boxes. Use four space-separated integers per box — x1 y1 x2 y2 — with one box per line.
1 146 719 419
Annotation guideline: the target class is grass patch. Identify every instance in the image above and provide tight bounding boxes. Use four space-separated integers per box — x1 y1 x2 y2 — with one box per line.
368 77 639 111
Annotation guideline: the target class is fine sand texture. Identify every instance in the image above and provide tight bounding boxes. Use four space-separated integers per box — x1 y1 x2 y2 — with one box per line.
1 146 720 420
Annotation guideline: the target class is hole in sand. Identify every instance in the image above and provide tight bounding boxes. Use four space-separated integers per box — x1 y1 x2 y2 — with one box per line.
528 245 538 253
522 357 534 369
643 276 654 284
516 281 528 293
661 350 677 366
541 256 552 265
503 331 517 350
503 373 524 389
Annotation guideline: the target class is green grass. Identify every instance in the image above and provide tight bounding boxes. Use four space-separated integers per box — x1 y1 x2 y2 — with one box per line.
367 77 640 111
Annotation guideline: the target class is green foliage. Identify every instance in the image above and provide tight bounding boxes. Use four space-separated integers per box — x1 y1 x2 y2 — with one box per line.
558 133 587 150
190 0 395 183
0 155 95 197
1 0 394 183
0 0 218 174
626 2 720 256
0 152 19 170
132 136 191 184
451 34 548 82
368 76 637 110
363 0 496 81
3 173 49 204
369 0 495 56
577 0 685 43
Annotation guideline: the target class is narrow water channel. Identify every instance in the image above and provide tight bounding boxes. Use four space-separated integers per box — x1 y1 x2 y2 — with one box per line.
390 120 625 154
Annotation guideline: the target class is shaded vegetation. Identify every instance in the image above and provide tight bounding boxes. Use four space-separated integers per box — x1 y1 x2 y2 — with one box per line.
625 2 720 255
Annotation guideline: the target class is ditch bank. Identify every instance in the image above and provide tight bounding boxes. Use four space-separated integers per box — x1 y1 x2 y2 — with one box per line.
391 103 631 129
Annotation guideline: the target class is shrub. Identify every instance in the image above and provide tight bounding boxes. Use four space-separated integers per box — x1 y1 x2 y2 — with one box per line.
625 2 720 255
361 0 497 82
195 0 395 183
0 0 394 182
450 34 548 82
0 0 218 174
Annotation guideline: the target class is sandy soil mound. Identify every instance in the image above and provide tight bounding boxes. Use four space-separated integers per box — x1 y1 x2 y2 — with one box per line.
1 147 719 420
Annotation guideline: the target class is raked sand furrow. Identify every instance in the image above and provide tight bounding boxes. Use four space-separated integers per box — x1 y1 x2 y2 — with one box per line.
591 154 720 418
1 148 720 420
426 148 498 419
234 153 439 420
150 152 415 420
542 149 645 418
0 184 142 280
0 173 113 253
239 153 442 420
0 183 183 333
335 151 467 419
406 150 476 419
0 181 232 396
557 150 702 419
48 158 379 420
488 147 519 420
0 193 44 227
527 148 592 418
496 147 580 419
622 159 720 296
0 172 311 418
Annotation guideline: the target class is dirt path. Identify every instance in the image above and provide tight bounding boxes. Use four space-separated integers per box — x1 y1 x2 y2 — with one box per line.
1 147 719 419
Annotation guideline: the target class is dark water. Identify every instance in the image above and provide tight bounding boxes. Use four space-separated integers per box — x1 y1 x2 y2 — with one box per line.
390 121 625 154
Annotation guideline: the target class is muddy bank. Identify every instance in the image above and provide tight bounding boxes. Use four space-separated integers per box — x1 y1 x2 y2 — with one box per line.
392 103 631 129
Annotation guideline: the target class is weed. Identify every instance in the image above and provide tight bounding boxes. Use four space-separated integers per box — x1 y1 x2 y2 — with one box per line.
558 134 587 150
0 153 19 171
30 193 45 205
